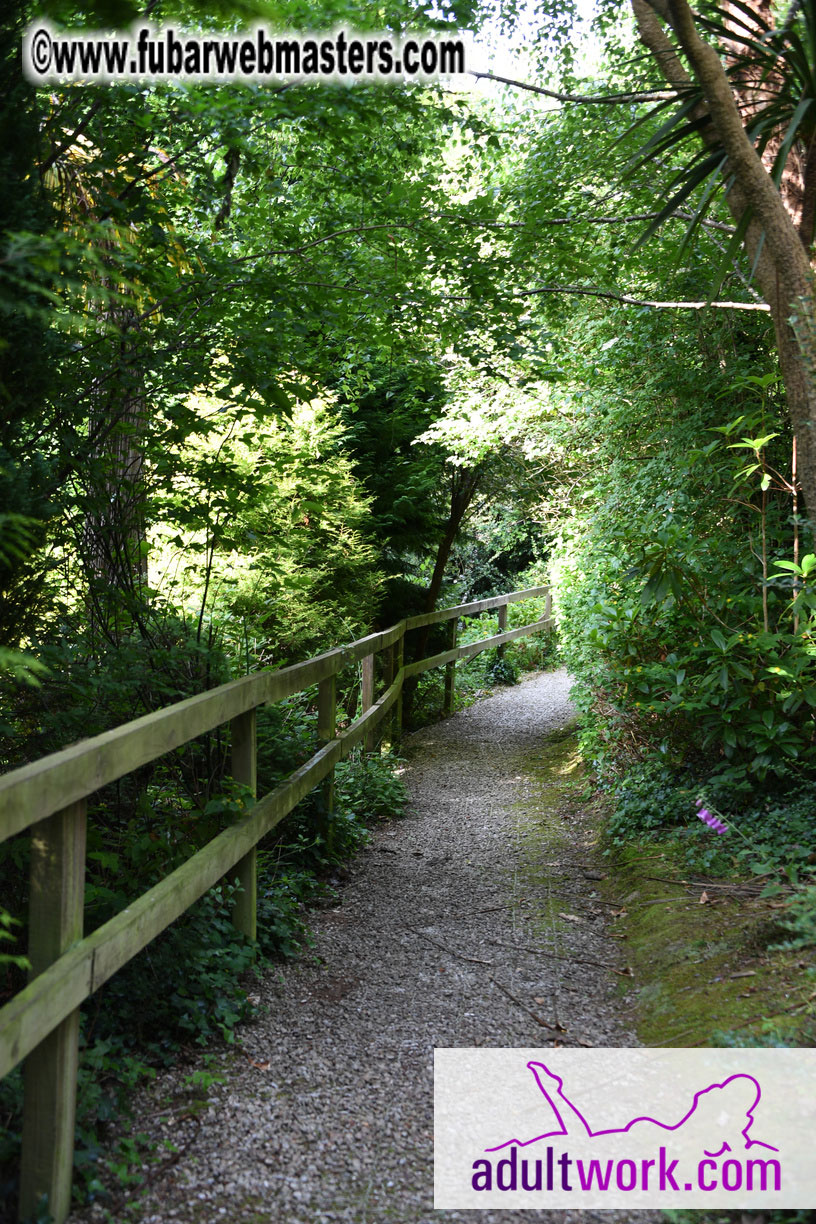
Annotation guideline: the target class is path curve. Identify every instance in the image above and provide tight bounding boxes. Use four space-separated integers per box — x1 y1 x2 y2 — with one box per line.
77 670 655 1224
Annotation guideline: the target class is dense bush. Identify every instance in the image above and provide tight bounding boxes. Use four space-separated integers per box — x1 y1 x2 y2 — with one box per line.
601 754 816 879
538 314 816 991
552 310 816 802
0 603 232 770
192 399 383 667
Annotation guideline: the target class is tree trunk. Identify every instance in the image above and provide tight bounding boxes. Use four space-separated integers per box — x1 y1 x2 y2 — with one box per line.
418 467 481 624
633 0 816 529
82 307 149 645
402 466 482 722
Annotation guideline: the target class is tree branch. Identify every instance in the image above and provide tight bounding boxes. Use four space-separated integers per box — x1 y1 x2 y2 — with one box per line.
515 284 770 310
468 70 678 104
41 100 105 179
632 0 816 525
436 209 735 233
229 222 416 265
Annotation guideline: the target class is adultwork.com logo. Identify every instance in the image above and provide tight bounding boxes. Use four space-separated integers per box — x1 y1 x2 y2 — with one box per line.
434 1049 816 1209
475 1061 779 1194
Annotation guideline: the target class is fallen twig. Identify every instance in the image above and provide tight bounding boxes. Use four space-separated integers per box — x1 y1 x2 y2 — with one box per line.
636 897 699 906
483 936 631 975
586 897 628 908
488 975 564 1031
644 874 770 895
407 926 494 965
645 1025 704 1047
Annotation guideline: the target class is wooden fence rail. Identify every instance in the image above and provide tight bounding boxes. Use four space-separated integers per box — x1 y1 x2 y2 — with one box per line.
0 585 551 1222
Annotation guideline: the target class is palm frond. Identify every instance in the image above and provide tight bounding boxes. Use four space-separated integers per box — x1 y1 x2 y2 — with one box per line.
629 0 816 287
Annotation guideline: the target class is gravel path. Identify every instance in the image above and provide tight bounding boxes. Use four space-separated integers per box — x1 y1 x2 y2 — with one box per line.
77 670 657 1224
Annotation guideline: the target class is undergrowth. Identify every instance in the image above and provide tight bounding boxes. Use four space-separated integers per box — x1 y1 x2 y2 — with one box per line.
407 601 555 728
0 741 408 1223
599 758 816 882
664 1212 814 1224
594 751 816 983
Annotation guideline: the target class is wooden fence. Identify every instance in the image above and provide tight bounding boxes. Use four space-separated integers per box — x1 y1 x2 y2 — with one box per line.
0 585 551 1222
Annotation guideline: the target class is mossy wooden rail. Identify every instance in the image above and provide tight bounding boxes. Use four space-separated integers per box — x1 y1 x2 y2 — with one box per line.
0 585 551 1222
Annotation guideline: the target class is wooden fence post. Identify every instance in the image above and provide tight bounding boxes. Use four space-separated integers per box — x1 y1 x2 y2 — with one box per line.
361 653 375 752
545 588 552 628
317 674 337 849
392 637 404 743
230 709 257 941
19 800 86 1224
497 602 508 661
381 648 394 752
443 618 457 716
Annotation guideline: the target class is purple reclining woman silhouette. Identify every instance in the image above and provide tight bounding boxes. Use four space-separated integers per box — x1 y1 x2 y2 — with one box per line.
487 1061 778 1159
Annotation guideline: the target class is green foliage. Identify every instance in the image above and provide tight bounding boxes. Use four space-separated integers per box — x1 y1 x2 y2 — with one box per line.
0 8 65 650
407 667 450 727
664 1213 814 1224
601 755 816 878
342 752 409 830
713 1026 816 1049
255 870 315 960
335 750 409 824
630 0 816 262
553 306 815 786
506 585 556 665
451 512 541 601
581 600 816 783
602 759 695 843
486 653 518 686
0 605 233 790
265 800 367 881
154 398 383 669
770 884 816 954
333 365 449 576
253 696 319 797
262 749 409 887
0 647 48 691
728 786 816 885
506 630 555 674
535 294 816 898
0 910 28 973
0 883 257 1216
0 1069 23 1214
97 884 257 1051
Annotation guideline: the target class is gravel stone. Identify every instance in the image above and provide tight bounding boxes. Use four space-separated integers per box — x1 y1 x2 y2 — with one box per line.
70 669 659 1224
